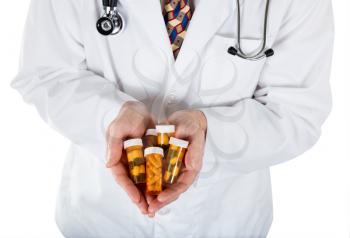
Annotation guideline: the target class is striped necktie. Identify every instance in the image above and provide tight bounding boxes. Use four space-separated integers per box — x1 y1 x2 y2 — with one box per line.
164 0 193 59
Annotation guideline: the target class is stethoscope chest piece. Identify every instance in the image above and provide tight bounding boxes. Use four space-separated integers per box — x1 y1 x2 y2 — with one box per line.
96 17 114 35
96 12 124 35
96 0 124 36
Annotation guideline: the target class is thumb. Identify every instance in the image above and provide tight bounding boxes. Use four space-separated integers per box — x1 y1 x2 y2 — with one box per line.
184 131 205 170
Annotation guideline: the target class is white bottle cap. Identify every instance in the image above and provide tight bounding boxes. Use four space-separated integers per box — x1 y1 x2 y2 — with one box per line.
123 138 143 149
156 125 175 133
169 137 189 149
144 147 164 157
145 129 157 136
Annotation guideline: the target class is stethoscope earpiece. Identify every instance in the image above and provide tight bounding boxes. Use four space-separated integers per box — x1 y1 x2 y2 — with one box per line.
264 49 274 57
227 47 238 56
228 46 274 60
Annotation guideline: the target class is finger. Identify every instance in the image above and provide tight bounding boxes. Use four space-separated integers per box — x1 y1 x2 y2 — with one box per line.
106 123 126 168
148 167 199 213
169 123 191 141
145 193 156 218
126 111 151 138
157 183 187 203
183 131 205 170
110 163 149 214
169 113 202 138
135 192 149 215
157 170 197 203
168 112 206 170
106 138 124 168
107 113 150 168
145 193 157 205
148 114 157 128
110 163 141 202
173 122 205 170
148 194 180 214
167 111 183 126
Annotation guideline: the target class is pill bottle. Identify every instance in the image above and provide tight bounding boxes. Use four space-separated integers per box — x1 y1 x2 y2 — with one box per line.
144 147 164 195
144 129 158 148
156 125 175 149
164 137 189 185
123 138 146 184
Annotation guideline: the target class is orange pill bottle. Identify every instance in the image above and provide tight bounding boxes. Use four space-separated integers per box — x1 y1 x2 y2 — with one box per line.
144 147 164 195
163 137 189 185
156 125 175 149
123 138 146 184
143 129 158 148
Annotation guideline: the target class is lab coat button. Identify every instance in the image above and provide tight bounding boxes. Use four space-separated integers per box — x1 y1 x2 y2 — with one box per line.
167 93 177 105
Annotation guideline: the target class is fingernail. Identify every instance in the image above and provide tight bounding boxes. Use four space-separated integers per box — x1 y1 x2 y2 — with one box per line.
157 196 166 203
105 149 112 167
106 156 116 168
132 194 141 204
105 148 110 163
106 160 113 168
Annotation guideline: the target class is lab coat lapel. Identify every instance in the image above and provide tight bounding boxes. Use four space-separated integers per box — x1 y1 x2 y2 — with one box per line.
174 0 231 77
126 0 174 63
151 0 233 121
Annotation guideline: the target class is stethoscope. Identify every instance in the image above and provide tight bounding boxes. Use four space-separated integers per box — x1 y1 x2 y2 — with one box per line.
96 0 124 35
227 0 274 60
96 0 274 61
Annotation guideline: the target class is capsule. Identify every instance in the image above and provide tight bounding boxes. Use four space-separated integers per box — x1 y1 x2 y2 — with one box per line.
156 125 175 149
144 147 164 195
123 139 146 184
164 137 189 185
143 129 158 148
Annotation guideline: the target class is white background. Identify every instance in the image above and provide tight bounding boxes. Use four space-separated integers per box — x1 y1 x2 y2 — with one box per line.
0 0 349 237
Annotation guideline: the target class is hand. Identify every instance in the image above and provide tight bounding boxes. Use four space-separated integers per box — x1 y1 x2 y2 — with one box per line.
148 109 207 214
106 101 154 215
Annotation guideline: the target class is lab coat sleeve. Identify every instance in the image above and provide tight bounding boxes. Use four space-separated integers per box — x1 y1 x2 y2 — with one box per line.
11 0 136 162
198 0 334 180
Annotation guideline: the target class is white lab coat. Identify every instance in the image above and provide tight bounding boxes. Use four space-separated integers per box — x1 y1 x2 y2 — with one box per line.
12 0 334 237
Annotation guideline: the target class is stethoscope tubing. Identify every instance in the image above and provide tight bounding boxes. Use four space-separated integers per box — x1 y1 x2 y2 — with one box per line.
97 0 274 60
234 0 273 61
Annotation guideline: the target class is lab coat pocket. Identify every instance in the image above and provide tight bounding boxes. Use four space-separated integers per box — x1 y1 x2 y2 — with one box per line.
191 36 268 188
196 35 267 107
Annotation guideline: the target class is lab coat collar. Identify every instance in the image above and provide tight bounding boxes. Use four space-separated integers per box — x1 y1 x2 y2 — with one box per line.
126 0 173 63
174 0 231 76
127 0 231 78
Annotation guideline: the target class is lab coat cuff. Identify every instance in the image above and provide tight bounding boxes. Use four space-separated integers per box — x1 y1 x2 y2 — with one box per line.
197 108 218 179
102 93 139 135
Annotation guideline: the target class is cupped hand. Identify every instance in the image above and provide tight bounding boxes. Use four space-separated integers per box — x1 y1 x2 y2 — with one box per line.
148 109 207 214
106 101 154 215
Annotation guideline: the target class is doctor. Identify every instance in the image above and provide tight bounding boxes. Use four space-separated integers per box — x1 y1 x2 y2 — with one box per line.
12 0 334 237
